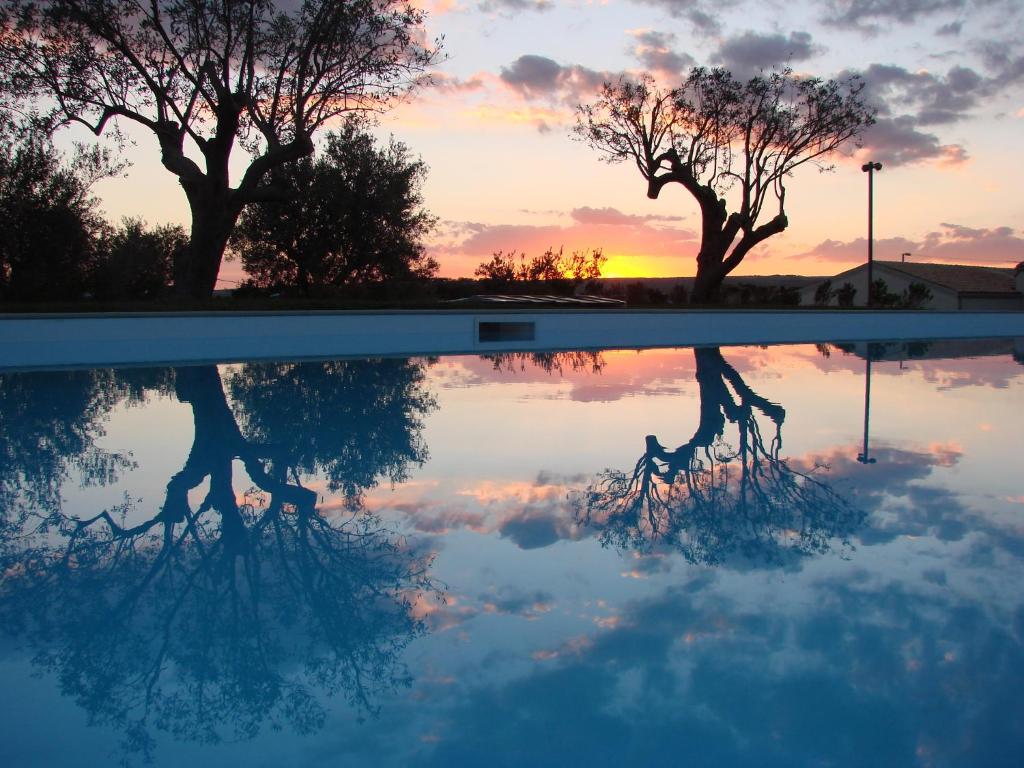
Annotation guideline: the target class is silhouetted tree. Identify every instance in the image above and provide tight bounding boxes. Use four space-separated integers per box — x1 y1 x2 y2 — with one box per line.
836 281 857 307
814 279 836 306
91 217 189 300
474 246 606 292
0 125 114 300
576 347 864 565
576 68 874 302
231 121 438 294
0 0 441 297
901 282 932 309
870 278 900 307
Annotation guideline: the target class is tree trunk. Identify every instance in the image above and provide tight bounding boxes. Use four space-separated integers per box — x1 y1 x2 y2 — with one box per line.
691 247 729 304
175 186 243 299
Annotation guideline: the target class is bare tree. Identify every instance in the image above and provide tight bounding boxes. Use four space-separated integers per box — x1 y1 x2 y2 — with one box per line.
0 0 441 297
576 68 874 302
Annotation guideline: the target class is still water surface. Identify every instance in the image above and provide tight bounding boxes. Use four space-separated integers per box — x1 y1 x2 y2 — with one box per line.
1 339 1023 767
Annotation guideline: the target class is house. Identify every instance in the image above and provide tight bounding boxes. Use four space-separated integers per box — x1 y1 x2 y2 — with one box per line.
800 261 1024 310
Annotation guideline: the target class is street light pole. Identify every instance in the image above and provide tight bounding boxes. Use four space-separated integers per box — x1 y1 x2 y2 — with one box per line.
861 161 882 306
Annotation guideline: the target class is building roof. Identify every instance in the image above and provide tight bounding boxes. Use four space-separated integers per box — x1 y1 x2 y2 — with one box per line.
875 261 1017 294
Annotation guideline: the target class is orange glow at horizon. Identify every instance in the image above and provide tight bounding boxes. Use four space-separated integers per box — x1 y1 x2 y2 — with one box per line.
599 253 693 279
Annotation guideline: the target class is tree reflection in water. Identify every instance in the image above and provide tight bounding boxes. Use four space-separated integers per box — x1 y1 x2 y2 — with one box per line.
0 359 439 762
482 350 606 376
576 347 865 565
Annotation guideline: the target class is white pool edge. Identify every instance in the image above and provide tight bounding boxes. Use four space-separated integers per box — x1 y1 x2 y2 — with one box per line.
2 309 1022 369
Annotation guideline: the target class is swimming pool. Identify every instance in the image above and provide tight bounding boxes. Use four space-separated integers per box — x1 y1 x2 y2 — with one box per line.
1 338 1022 766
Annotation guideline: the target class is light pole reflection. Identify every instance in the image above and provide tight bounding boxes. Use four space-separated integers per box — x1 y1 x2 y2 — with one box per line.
857 355 876 465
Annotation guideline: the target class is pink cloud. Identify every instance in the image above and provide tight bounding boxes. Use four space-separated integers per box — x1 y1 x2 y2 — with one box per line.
796 223 1024 268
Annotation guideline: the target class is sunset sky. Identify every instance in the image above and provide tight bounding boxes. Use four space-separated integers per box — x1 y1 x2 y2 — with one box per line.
85 0 1024 284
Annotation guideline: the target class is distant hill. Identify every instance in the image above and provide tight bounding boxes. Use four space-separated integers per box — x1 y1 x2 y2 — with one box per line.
595 275 827 292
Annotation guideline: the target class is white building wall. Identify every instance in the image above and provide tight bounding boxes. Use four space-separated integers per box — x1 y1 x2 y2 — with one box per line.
960 295 1023 311
800 265 959 309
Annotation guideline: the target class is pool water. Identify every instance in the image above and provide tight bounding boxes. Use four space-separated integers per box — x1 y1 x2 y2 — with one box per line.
1 339 1023 767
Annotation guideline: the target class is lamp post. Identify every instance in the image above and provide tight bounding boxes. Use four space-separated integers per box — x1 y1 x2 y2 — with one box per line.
861 161 882 306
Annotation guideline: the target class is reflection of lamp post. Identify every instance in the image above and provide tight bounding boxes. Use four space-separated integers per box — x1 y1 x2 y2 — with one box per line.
862 161 882 306
857 357 876 464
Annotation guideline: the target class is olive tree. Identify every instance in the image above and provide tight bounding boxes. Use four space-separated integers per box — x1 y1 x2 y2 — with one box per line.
0 0 441 297
576 68 874 302
231 119 438 293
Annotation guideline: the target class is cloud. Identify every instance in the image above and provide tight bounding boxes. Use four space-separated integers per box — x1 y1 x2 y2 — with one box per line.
570 206 686 226
711 31 822 79
478 0 552 12
822 0 970 33
629 0 726 35
832 56 1024 166
627 30 695 79
397 569 1024 767
498 513 569 549
857 115 968 166
921 222 1024 264
977 41 1024 87
797 235 925 263
479 585 555 617
400 508 490 535
799 223 1024 266
499 55 611 104
427 72 487 94
852 63 990 125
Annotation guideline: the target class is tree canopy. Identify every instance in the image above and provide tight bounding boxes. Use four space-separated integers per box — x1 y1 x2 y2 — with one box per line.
231 120 438 293
576 68 874 302
0 124 114 300
0 0 441 297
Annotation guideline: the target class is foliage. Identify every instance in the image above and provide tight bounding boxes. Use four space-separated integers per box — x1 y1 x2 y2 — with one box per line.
901 281 933 309
0 124 114 300
0 0 441 297
91 218 189 300
473 246 606 291
620 281 667 305
870 278 899 307
575 68 875 302
484 351 606 376
225 358 437 508
0 360 440 761
836 281 857 307
872 279 933 309
814 279 836 306
232 122 438 294
721 282 800 306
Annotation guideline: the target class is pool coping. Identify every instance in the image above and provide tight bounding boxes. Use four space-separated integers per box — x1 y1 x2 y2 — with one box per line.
2 308 1023 369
